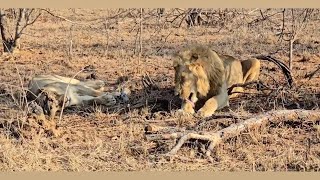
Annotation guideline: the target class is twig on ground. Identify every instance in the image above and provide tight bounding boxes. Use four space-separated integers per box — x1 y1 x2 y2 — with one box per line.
58 66 95 122
40 9 89 25
256 55 294 87
304 65 320 80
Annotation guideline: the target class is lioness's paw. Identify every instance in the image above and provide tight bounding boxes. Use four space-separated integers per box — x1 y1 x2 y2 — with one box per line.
100 94 117 106
95 80 105 87
84 80 106 91
94 80 106 91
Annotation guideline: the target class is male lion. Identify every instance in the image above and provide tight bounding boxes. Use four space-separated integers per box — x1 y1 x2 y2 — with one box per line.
173 45 262 118
27 74 130 120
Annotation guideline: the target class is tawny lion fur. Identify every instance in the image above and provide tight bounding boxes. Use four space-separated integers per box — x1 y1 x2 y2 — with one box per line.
174 45 260 118
27 75 130 120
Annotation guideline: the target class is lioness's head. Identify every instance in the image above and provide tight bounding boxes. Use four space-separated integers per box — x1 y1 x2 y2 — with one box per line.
36 89 65 119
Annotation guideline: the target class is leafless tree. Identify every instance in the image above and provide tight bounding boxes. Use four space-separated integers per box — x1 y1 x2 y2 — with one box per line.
278 8 314 71
185 8 203 27
0 8 41 53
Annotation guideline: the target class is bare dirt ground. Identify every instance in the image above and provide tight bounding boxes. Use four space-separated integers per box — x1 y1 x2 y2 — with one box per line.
0 9 319 171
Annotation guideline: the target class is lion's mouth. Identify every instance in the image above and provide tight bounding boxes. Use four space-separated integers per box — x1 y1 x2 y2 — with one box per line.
185 93 195 108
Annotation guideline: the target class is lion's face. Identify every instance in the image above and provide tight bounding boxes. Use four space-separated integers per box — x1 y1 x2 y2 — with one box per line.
174 62 198 104
174 46 220 100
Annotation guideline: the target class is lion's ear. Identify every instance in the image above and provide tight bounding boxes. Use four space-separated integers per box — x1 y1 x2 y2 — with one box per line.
173 57 181 67
178 49 191 62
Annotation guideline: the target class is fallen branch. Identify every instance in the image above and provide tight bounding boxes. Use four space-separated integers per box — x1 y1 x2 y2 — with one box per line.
145 124 185 133
146 109 320 162
255 55 294 88
145 132 184 141
40 9 90 25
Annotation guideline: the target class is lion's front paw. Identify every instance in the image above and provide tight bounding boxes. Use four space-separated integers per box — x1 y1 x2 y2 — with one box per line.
176 102 195 116
181 101 195 114
196 109 214 118
175 109 194 117
183 107 195 114
100 94 117 106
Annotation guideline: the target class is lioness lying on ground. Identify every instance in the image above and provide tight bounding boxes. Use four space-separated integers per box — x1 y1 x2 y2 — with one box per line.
27 74 130 120
173 45 291 118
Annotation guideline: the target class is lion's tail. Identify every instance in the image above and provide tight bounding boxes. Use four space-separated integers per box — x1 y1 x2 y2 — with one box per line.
255 55 293 88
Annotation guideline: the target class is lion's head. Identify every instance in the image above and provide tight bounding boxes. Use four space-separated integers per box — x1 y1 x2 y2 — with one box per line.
173 45 225 104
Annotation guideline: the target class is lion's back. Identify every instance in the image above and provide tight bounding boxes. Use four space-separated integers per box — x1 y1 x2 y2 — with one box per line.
219 54 244 88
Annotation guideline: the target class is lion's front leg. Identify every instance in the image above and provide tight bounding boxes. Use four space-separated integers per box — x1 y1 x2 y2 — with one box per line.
197 89 229 118
180 100 196 114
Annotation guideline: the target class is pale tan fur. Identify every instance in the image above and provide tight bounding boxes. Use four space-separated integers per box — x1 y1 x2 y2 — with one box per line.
27 75 130 120
174 45 260 118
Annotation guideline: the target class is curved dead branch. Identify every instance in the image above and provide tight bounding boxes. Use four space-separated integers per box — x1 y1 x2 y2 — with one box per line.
256 55 294 88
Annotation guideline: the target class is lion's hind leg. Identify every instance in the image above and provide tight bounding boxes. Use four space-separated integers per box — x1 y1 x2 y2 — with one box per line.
241 58 260 83
228 86 244 99
228 59 260 99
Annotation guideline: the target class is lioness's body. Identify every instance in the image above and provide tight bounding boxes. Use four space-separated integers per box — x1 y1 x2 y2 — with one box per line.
27 75 127 120
27 74 106 100
174 45 260 117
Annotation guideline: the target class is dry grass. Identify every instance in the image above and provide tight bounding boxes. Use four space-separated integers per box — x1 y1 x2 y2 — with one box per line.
0 8 319 171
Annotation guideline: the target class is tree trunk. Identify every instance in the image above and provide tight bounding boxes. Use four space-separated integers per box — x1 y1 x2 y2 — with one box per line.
0 9 20 53
0 9 14 52
186 8 203 27
289 39 294 71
